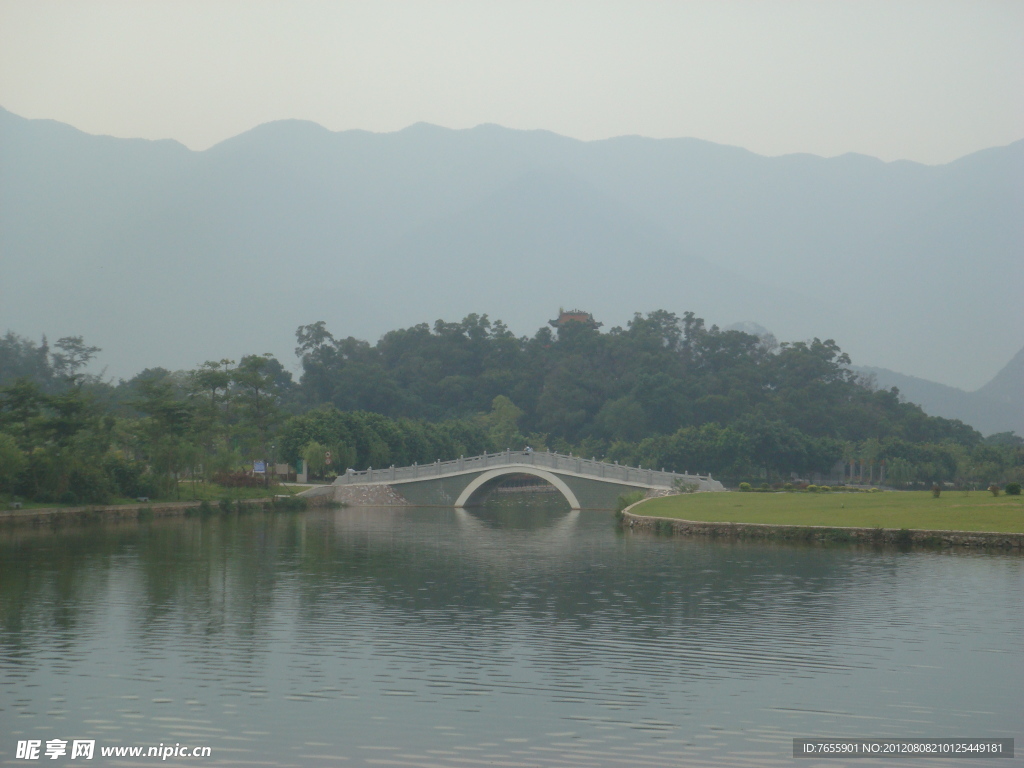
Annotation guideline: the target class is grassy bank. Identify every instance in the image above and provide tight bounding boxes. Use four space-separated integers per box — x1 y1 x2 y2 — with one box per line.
3 482 300 511
171 481 301 502
636 491 1024 534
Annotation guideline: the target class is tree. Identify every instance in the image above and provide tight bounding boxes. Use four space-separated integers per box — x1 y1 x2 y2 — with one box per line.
0 380 48 447
232 354 286 457
295 321 336 359
0 333 53 388
189 360 234 416
841 441 857 484
594 397 647 442
485 395 525 450
861 438 882 484
50 336 102 381
134 377 192 444
0 432 27 494
887 458 916 488
302 441 328 479
130 375 195 497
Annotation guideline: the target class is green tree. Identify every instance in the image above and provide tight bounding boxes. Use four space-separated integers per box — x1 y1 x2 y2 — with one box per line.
887 457 916 488
485 395 525 450
231 354 287 458
189 360 233 421
132 376 194 498
49 336 102 381
302 441 328 479
0 432 27 494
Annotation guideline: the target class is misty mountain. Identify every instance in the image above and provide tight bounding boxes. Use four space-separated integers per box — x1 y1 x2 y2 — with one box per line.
975 345 1024 407
1 107 1021 389
856 346 1024 437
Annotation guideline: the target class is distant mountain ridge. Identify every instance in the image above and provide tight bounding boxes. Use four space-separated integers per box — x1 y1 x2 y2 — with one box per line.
0 106 1021 390
976 346 1024 407
855 346 1024 437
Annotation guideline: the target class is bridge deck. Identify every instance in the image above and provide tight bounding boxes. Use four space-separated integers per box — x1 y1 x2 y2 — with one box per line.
332 450 716 490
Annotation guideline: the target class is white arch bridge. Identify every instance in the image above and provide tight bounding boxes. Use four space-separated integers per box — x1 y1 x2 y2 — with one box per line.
303 450 724 510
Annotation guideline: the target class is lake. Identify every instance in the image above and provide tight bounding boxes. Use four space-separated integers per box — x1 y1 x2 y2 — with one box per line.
2 502 1021 766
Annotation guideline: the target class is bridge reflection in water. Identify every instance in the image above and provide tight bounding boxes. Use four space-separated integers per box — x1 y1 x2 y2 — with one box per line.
455 506 581 538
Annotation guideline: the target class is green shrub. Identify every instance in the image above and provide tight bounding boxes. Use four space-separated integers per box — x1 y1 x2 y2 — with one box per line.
738 482 752 492
1005 482 1021 496
64 463 114 505
988 484 1000 497
807 484 819 493
102 455 158 499
616 490 647 513
894 528 913 550
819 485 831 492
672 478 699 493
932 484 941 498
783 482 794 491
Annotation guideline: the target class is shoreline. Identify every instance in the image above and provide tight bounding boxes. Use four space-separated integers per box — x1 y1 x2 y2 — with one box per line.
621 506 1024 551
0 496 327 527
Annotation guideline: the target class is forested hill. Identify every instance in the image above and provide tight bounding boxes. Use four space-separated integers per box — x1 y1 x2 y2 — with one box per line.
287 311 1007 481
4 310 1019 506
292 311 977 448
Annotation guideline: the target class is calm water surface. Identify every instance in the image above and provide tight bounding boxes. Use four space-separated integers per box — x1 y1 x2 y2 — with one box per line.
1 503 1022 767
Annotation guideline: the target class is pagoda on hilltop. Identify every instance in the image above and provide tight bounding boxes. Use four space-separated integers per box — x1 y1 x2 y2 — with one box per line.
549 308 602 330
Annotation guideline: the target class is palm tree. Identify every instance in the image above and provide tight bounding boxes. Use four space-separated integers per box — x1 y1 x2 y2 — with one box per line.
861 438 882 485
841 442 856 484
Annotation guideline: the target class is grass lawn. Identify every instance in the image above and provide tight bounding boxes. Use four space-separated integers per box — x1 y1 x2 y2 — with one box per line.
173 481 300 502
635 491 1024 534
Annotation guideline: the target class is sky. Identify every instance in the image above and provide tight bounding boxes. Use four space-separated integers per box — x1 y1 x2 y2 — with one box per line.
1 0 1022 164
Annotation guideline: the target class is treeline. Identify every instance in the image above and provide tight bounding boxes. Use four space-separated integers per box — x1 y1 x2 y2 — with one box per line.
1 311 1022 504
0 333 489 503
289 312 1021 484
278 408 488 477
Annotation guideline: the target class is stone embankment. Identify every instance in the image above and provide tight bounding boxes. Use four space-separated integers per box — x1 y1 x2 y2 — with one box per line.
621 509 1024 551
302 483 410 506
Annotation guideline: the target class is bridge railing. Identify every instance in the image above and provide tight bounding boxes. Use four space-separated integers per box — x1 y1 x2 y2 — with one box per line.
332 449 712 489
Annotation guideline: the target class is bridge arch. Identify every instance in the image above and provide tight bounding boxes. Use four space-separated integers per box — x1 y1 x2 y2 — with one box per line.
454 468 582 510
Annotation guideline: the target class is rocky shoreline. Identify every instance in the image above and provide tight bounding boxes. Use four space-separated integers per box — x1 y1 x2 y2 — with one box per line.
302 483 411 506
621 508 1024 551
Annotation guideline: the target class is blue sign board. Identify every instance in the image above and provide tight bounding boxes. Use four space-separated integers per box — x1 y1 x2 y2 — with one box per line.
253 461 266 474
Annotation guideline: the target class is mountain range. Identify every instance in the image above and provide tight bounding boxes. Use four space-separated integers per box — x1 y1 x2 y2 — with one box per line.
855 344 1023 438
1 106 1021 401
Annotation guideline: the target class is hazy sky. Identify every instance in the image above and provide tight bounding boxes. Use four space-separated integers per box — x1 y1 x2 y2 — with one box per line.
1 0 1021 164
